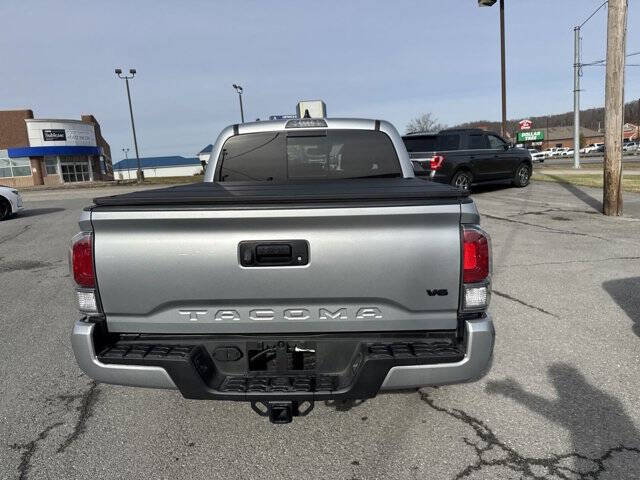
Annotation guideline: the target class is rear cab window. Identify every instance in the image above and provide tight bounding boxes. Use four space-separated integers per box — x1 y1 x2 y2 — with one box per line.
217 129 401 182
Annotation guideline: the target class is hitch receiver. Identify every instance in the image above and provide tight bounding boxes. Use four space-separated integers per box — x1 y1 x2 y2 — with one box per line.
250 400 314 424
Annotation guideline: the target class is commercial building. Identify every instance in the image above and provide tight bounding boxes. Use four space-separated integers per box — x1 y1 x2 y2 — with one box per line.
197 144 213 165
515 126 604 150
113 155 202 179
539 126 603 149
0 109 113 187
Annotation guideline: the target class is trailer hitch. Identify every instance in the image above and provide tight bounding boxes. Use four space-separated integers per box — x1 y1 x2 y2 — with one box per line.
250 400 314 424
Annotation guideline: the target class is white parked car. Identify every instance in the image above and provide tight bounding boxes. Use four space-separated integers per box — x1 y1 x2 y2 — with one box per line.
544 147 567 158
623 142 638 152
0 185 24 220
582 143 599 154
528 149 546 162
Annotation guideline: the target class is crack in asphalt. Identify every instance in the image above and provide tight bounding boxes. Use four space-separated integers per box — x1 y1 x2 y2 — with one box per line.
0 224 31 245
497 256 640 268
509 208 599 217
0 260 53 273
420 391 640 479
10 422 64 480
482 214 609 241
56 381 100 453
492 290 559 318
8 381 100 480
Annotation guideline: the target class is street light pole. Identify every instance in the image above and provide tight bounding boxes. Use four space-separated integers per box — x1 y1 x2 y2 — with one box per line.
115 68 142 183
232 84 245 123
122 148 130 180
499 0 507 139
478 0 507 138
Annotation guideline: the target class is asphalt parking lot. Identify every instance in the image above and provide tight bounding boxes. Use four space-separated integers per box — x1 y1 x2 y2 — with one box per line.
2 180 640 480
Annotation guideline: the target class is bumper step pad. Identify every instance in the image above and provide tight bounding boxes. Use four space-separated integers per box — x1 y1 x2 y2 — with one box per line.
220 375 336 393
368 341 463 360
96 336 465 402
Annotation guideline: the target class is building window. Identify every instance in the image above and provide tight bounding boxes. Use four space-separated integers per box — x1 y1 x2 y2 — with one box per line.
45 156 59 175
61 163 90 182
0 152 31 178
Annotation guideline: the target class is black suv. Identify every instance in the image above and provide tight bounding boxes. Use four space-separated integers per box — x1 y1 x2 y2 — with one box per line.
402 128 532 190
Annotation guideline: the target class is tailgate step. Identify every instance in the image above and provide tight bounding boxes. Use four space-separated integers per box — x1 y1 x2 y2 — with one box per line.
368 341 463 360
220 375 336 393
95 333 465 401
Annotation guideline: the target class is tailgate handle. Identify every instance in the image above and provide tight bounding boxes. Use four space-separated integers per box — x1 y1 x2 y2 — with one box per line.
239 240 309 267
256 244 292 262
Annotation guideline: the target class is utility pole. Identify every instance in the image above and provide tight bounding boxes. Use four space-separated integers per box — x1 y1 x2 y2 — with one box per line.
603 0 627 216
573 26 581 169
499 0 507 138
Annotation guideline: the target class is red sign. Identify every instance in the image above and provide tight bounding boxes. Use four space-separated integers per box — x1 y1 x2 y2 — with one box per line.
519 119 533 130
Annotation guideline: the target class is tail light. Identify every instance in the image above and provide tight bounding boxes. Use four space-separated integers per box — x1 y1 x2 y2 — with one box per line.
430 155 445 170
461 225 491 312
69 232 100 314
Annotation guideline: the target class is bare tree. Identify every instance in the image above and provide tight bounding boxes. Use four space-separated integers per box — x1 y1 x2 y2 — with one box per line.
405 113 445 134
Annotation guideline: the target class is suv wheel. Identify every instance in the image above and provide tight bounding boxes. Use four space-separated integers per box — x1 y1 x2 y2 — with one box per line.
451 171 472 191
513 163 531 187
0 198 11 221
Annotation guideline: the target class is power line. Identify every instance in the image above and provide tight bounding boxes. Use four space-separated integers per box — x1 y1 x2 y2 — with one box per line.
583 64 640 67
580 0 608 28
582 50 640 67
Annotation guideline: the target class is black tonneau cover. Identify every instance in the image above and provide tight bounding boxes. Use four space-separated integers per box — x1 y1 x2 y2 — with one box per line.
93 178 468 208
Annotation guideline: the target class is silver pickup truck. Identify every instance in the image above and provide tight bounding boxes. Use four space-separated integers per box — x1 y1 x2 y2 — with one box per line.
70 117 494 423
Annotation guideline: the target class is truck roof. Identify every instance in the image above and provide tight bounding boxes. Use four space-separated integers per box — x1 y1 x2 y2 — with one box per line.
224 117 387 133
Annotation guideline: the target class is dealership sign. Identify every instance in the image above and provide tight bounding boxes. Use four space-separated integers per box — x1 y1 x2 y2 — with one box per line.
42 129 66 141
519 119 533 130
517 130 544 142
27 120 97 147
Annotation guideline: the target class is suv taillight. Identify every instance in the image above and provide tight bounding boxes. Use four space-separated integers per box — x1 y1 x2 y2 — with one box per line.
70 232 99 314
430 155 445 170
461 225 491 312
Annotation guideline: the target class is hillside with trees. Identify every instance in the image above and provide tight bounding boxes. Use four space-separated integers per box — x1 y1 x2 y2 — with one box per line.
454 100 640 138
406 100 640 137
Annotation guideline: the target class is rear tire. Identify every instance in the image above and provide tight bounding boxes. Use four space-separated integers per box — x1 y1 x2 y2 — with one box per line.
513 163 531 188
0 198 11 221
450 170 473 191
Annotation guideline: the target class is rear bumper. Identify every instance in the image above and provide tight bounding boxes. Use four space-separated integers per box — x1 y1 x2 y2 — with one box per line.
71 321 177 389
71 315 494 398
380 316 494 390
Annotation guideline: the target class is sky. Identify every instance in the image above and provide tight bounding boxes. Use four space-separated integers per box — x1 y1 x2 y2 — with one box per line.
1 0 638 160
